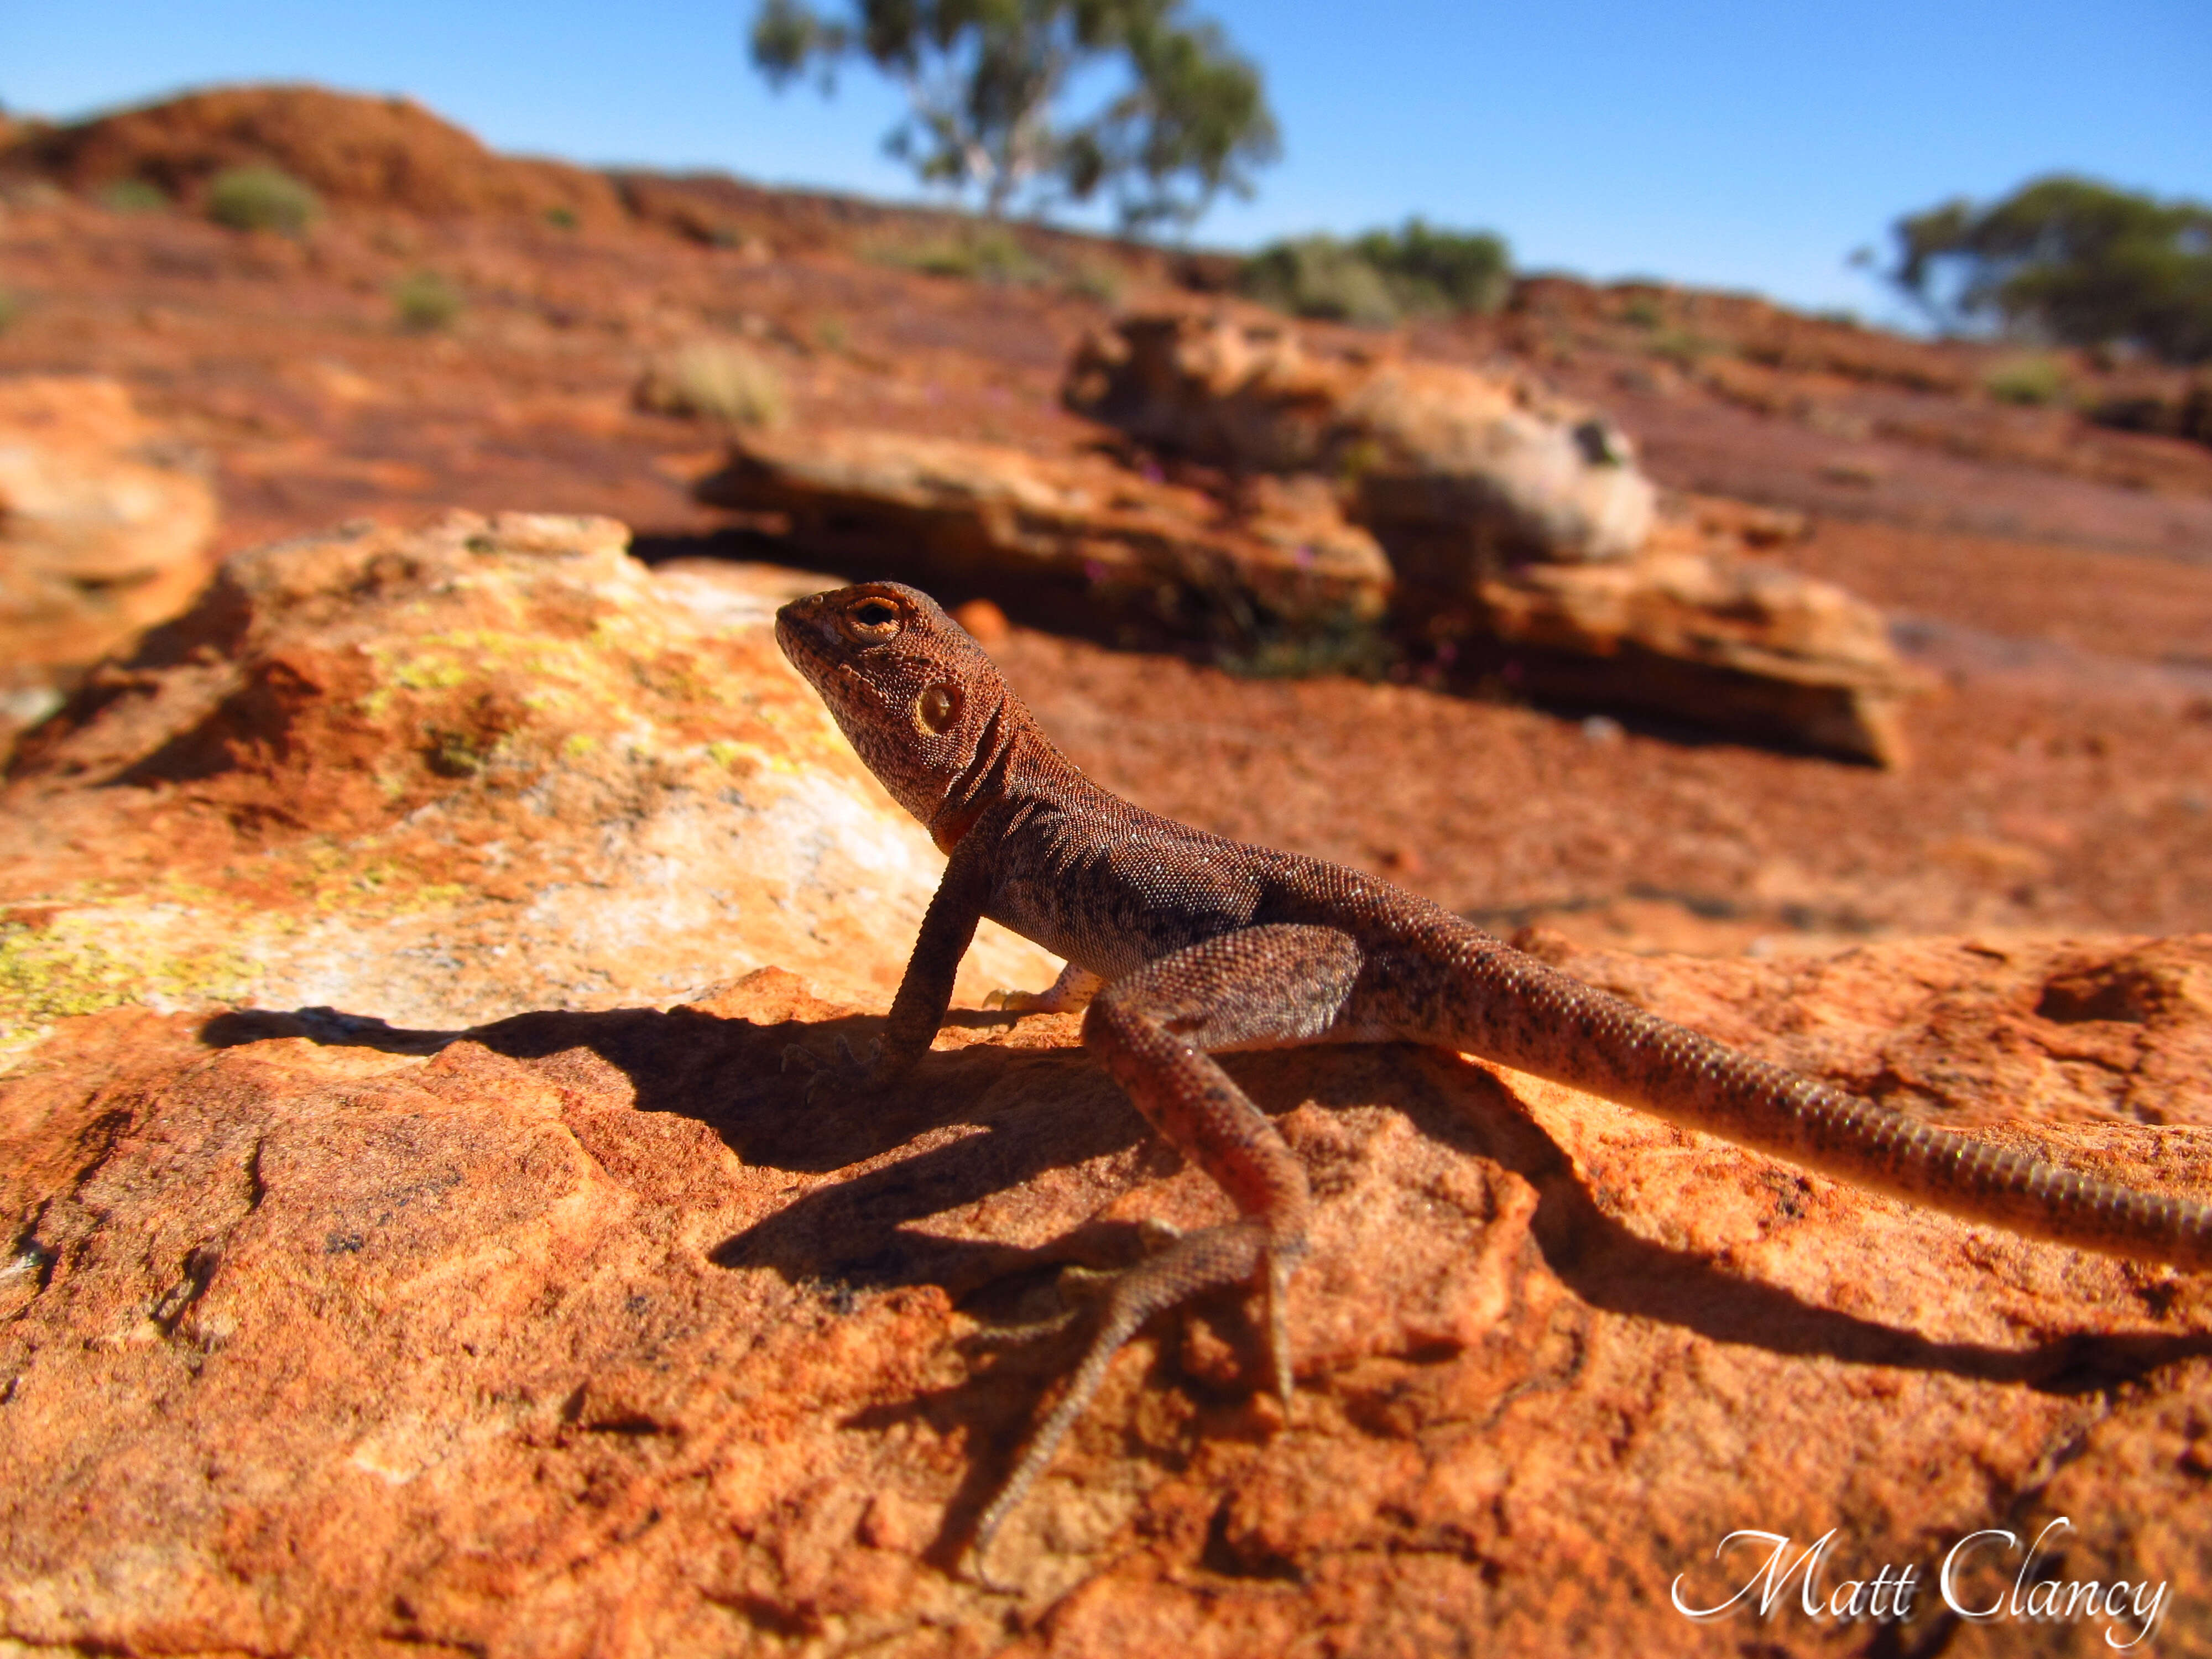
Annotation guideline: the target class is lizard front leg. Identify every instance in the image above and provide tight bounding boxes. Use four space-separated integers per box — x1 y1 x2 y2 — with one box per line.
784 838 989 1096
972 922 1364 1571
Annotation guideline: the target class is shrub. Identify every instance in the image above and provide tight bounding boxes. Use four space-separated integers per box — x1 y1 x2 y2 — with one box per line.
205 164 321 235
1352 218 1511 315
1239 235 1399 326
634 341 787 427
1621 294 1666 329
1062 263 1123 306
392 270 464 333
1984 354 2069 406
97 178 169 213
1242 218 1512 327
1648 327 1716 367
0 289 16 333
543 205 578 229
871 229 1045 285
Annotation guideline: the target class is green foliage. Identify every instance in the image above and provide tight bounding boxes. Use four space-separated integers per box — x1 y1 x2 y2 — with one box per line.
392 270 464 332
750 0 1279 232
1350 218 1511 315
1983 354 2070 406
635 341 788 426
1061 260 1122 305
543 204 579 229
0 289 15 334
1240 218 1512 327
1647 327 1715 367
870 227 1047 283
1240 235 1399 326
1620 294 1666 329
1888 176 2212 364
205 164 321 235
97 178 170 213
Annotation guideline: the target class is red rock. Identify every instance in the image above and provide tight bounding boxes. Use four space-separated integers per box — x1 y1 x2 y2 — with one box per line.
0 513 1053 1059
694 425 1391 654
1062 312 1917 763
1 935 2207 1653
1465 539 1922 766
6 84 626 229
0 375 217 748
1064 307 1657 568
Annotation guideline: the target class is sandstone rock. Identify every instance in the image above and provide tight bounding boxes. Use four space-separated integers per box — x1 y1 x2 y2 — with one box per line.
0 512 1055 1059
2089 374 2212 450
1064 308 1657 570
1063 314 1912 763
2 934 2208 1654
1462 540 1921 767
0 375 218 747
695 425 1391 656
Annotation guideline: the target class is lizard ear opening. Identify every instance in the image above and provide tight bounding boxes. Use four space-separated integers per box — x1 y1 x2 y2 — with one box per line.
915 682 962 735
844 596 903 641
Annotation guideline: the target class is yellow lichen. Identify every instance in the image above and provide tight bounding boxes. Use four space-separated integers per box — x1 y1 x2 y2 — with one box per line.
0 919 252 1050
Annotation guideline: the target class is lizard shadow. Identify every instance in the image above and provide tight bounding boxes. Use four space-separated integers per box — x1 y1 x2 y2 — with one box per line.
204 1000 2212 1399
1406 1052 2212 1394
206 1000 2212 1565
795 1037 2212 1560
201 999 1123 1182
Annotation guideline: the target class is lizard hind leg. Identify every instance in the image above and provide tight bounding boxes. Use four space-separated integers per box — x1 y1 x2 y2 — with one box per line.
983 959 1103 1016
967 924 1361 1578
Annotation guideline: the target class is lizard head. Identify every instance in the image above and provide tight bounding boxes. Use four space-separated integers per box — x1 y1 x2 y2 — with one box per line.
774 581 1011 839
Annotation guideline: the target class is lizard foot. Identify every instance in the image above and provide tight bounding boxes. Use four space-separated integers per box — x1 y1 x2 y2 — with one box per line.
966 1217 1298 1586
779 1033 883 1102
983 962 1103 1018
964 1222 1187 1350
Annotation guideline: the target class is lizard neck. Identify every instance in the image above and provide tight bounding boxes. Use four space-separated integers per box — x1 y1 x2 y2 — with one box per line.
926 687 1046 853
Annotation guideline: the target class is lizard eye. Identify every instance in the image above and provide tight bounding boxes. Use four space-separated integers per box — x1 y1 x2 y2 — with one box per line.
845 597 902 640
915 682 961 735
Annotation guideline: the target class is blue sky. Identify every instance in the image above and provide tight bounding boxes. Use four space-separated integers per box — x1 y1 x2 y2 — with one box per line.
4 0 2207 320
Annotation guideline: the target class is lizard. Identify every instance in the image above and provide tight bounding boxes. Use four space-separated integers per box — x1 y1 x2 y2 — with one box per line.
773 578 2212 1573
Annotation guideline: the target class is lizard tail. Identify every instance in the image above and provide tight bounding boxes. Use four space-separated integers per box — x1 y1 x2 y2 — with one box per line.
1431 935 2212 1272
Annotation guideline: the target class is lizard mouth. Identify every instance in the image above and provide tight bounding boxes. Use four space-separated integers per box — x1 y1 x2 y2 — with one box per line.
773 602 836 687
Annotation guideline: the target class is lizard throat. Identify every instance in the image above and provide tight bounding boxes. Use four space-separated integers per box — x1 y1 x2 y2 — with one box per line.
927 695 1014 853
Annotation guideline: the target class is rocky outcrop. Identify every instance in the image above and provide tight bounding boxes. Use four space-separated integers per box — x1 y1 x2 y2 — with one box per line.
0 512 1055 1057
1064 307 1657 570
1466 528 1919 765
0 376 218 747
694 426 1391 658
1059 311 1919 764
2 930 2208 1654
3 84 626 228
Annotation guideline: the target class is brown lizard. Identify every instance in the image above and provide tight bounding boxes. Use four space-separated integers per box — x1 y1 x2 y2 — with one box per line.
774 579 2211 1571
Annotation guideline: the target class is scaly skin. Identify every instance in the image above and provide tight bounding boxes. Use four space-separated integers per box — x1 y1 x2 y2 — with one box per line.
774 580 2212 1574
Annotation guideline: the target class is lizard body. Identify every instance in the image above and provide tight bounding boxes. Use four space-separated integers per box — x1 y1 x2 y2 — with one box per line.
774 580 2212 1567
